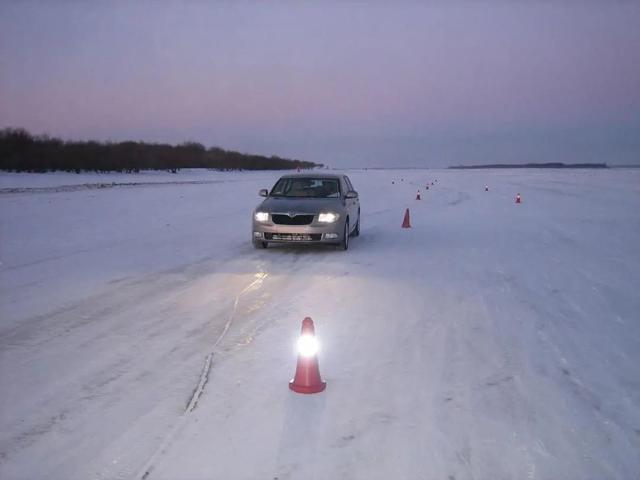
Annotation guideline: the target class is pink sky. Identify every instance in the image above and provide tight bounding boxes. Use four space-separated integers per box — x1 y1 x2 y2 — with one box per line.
1 1 639 166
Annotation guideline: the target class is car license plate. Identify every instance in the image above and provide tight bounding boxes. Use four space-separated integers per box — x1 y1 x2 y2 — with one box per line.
273 234 310 241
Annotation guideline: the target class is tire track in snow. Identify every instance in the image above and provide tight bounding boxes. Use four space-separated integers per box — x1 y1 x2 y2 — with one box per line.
0 179 240 195
133 271 269 480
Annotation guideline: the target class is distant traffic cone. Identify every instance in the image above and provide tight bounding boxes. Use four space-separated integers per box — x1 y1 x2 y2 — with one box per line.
402 208 411 228
289 317 326 394
515 193 521 204
485 185 489 192
416 190 421 200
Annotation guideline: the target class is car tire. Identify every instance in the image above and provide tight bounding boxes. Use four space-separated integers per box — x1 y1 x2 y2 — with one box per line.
340 219 349 251
253 240 268 249
352 211 360 237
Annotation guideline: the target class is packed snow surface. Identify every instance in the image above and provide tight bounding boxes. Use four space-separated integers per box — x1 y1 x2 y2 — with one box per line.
1 168 639 480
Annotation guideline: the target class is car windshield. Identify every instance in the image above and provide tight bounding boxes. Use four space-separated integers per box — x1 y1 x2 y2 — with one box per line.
270 178 341 198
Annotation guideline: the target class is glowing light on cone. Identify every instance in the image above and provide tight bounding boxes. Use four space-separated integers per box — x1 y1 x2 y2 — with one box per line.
297 334 319 357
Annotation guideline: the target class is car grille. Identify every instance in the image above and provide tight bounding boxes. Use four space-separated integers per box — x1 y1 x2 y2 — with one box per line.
264 233 322 241
271 214 314 225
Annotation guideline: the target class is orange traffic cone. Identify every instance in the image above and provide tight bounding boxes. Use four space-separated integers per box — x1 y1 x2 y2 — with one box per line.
402 208 411 228
416 190 421 200
289 317 326 394
515 193 521 204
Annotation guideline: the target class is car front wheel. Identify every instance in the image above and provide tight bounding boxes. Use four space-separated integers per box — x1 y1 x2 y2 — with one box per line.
340 219 349 251
253 240 268 249
352 211 360 237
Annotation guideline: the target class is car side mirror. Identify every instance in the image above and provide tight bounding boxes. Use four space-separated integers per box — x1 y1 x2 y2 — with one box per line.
345 190 358 199
259 189 268 197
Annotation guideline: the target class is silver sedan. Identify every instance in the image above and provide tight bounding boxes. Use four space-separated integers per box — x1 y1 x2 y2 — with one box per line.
252 173 360 250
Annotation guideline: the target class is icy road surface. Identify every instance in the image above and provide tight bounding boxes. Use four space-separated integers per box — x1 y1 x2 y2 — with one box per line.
1 169 639 480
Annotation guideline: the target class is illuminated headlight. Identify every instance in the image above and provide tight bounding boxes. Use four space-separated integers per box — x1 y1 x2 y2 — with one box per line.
296 334 319 357
318 212 339 223
254 211 269 222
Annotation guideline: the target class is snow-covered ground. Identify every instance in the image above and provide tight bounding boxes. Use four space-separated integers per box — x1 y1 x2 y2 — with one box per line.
1 168 639 480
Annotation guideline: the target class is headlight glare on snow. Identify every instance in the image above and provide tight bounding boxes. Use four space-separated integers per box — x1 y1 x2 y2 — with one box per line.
296 334 320 357
254 211 269 222
318 212 339 223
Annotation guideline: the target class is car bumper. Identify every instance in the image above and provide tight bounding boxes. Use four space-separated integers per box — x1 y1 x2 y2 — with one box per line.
252 221 344 244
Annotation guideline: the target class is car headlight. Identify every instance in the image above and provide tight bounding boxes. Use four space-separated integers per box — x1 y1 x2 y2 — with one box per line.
318 212 339 223
254 211 269 222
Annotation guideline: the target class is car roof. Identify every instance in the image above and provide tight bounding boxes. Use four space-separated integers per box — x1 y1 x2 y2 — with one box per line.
278 173 344 180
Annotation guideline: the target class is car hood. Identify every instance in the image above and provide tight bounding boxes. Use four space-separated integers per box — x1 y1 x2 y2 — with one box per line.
257 197 343 214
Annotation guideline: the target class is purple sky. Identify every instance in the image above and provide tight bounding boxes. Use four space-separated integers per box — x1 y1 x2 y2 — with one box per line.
1 1 639 167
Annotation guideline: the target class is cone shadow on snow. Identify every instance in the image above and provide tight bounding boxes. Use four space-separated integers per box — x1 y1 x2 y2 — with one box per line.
274 392 327 478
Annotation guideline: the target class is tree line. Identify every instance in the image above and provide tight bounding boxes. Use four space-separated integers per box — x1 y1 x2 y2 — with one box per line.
0 128 321 172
